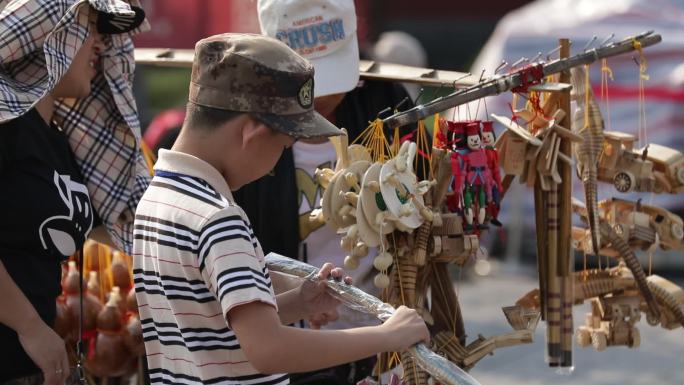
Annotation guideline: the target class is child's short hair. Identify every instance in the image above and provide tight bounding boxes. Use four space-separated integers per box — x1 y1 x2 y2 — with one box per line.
184 103 243 131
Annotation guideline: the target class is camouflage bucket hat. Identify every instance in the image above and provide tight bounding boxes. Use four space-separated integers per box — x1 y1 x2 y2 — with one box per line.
188 33 342 139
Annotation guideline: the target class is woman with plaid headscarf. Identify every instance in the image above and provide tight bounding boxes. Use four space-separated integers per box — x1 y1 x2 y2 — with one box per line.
0 1 148 384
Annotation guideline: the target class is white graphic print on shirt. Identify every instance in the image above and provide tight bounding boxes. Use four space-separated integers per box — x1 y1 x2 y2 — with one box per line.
39 171 94 256
293 141 378 329
293 141 339 264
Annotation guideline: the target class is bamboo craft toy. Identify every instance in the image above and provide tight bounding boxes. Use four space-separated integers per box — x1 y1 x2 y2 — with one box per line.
515 264 684 351
545 181 562 366
558 38 574 368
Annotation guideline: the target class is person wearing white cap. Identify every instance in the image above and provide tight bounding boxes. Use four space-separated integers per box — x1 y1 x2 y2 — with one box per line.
258 0 361 99
232 0 417 383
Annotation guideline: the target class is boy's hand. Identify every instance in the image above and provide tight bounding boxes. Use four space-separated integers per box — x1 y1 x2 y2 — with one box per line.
381 305 430 351
299 262 352 326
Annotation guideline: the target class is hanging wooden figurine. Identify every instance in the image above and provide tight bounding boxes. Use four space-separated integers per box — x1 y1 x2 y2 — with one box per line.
445 120 468 214
481 120 502 226
462 122 493 229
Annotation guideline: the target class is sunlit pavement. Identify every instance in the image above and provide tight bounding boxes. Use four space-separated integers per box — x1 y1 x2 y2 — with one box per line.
456 261 684 385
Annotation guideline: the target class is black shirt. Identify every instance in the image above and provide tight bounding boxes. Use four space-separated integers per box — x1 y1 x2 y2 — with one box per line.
0 108 97 380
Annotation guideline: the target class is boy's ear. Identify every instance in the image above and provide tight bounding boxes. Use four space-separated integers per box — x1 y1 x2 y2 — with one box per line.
241 117 271 149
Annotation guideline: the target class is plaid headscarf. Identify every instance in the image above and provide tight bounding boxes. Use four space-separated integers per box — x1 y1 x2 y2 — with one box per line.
0 0 150 253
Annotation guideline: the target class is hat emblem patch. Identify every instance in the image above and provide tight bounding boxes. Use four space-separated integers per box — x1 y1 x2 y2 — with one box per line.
298 78 313 108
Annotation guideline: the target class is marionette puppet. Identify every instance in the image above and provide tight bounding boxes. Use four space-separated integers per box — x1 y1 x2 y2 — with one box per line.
462 122 493 229
481 120 503 226
446 120 468 213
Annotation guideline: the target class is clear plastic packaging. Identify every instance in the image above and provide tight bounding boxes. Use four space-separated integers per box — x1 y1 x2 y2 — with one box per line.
265 253 481 385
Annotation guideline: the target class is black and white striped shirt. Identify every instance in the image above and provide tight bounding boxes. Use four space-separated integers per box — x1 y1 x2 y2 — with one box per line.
133 149 288 385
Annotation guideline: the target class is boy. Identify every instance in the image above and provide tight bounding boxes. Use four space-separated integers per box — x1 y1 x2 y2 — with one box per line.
133 33 428 385
242 3 419 381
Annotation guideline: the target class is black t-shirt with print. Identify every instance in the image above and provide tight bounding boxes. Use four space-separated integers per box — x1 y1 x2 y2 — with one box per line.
0 108 98 380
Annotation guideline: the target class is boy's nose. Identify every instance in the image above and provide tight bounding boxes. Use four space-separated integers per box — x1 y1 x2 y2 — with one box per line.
92 31 106 52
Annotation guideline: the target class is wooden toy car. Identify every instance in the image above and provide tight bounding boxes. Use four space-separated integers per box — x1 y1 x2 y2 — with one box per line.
576 295 642 351
601 198 684 252
573 197 684 255
598 131 655 193
647 143 684 193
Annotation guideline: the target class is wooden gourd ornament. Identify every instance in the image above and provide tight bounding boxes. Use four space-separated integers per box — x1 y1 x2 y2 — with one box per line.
111 251 132 295
87 288 128 377
87 270 101 300
54 295 74 342
123 289 144 356
63 261 102 334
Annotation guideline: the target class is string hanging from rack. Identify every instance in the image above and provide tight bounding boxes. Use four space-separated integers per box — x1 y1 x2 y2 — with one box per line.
353 118 393 162
414 119 433 179
376 223 395 375
432 261 459 336
509 91 543 131
475 94 483 119
600 58 614 132
526 91 546 134
474 80 492 121
432 112 442 148
465 100 473 122
633 40 650 148
601 58 614 271
392 126 401 157
388 232 419 379
583 64 591 131
451 104 460 121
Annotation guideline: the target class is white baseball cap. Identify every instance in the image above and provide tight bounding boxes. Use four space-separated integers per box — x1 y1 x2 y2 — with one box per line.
258 0 360 97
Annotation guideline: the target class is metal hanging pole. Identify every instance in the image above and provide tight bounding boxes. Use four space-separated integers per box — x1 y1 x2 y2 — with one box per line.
382 31 661 128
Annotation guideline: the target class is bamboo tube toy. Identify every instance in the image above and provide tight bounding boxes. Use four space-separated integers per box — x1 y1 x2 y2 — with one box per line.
558 38 574 368
534 184 548 321
545 183 561 367
561 275 573 366
401 351 429 385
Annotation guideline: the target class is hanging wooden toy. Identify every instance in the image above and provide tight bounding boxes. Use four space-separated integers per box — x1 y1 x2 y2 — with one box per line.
481 120 502 226
462 122 493 229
